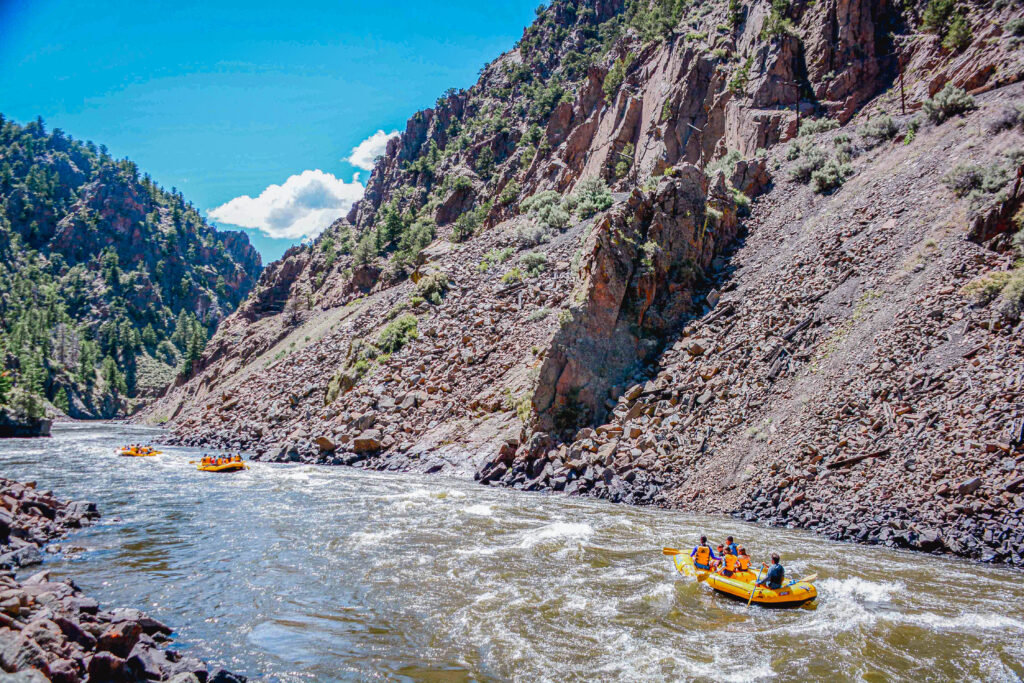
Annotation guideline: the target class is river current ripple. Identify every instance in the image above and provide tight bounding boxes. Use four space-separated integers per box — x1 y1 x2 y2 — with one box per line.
0 424 1022 681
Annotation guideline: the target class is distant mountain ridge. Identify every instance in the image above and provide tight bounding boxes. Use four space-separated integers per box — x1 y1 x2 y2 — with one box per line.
0 114 261 418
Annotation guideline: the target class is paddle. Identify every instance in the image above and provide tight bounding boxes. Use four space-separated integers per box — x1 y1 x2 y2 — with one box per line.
662 547 683 556
747 563 767 607
786 573 817 586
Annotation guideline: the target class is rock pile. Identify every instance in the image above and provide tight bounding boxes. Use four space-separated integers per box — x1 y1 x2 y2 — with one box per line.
0 477 244 682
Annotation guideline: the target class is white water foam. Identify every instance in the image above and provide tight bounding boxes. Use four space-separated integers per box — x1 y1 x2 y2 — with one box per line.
518 522 594 548
462 504 493 517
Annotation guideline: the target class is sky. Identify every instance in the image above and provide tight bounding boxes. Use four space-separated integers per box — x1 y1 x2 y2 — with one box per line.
0 0 540 262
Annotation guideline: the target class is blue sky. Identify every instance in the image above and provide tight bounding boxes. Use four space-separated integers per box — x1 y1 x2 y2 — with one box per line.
0 0 540 262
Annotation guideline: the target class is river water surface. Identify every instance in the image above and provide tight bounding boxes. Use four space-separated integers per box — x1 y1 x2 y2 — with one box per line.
1 424 1022 681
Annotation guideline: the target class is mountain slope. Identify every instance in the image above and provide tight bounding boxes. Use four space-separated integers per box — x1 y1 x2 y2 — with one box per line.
0 115 261 418
144 0 1024 565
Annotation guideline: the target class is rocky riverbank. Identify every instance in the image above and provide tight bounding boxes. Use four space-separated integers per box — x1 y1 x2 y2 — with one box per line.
0 412 51 439
0 477 244 683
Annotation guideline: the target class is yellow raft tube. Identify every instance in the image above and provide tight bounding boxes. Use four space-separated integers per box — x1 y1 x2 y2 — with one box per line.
673 551 817 608
196 461 247 473
118 446 161 457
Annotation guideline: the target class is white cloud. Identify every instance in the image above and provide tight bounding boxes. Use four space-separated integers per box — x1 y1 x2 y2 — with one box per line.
208 169 364 240
346 129 399 170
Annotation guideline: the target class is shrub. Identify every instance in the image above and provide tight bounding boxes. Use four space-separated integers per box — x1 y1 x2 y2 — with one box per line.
729 56 753 95
521 251 548 277
942 159 1012 212
922 83 976 124
478 247 514 272
502 267 524 284
603 53 634 104
377 314 418 354
615 142 635 178
706 149 742 178
798 118 840 136
761 0 794 38
571 177 614 217
811 157 853 193
528 307 551 321
516 221 551 247
942 13 971 50
922 0 955 34
1006 17 1024 38
989 103 1024 133
521 190 570 230
788 143 828 182
860 114 899 147
415 271 449 304
498 180 521 206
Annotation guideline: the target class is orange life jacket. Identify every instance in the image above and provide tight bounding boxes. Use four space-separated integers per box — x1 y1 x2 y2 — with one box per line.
738 554 750 571
723 553 738 572
693 545 711 566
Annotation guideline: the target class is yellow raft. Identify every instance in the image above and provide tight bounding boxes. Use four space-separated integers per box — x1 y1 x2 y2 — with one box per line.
673 552 817 608
196 461 247 472
118 447 161 457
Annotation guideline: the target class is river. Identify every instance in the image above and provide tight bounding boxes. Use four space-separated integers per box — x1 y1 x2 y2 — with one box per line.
1 424 1022 681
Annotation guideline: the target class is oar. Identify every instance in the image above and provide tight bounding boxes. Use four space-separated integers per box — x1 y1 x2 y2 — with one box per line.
786 573 817 586
662 547 683 556
747 563 767 607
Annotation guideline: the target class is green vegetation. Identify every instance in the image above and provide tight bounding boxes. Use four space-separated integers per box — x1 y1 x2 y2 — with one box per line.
729 56 753 96
603 53 635 104
942 150 1020 214
922 0 971 51
614 142 635 178
498 180 522 206
0 115 255 413
377 314 419 354
761 0 795 38
788 139 852 193
860 114 899 148
502 268 524 284
451 201 491 242
415 271 449 305
798 117 840 137
922 83 976 124
569 177 614 218
706 149 743 179
521 251 548 277
478 247 514 272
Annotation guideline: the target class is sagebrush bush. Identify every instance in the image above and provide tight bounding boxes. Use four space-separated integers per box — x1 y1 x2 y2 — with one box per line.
520 251 548 277
922 83 976 124
377 314 418 354
501 267 523 284
521 190 570 230
860 114 899 147
478 247 514 272
989 103 1024 133
706 149 743 178
570 177 614 218
788 143 828 182
811 157 852 193
415 271 449 304
798 118 840 136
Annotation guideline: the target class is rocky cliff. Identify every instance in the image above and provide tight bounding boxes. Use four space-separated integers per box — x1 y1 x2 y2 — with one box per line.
0 117 262 418
144 0 1024 565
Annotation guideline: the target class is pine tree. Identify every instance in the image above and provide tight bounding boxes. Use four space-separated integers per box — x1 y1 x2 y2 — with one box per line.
53 386 70 413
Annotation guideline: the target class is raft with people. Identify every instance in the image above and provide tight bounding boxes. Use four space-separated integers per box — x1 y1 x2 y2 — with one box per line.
665 534 818 608
196 455 247 472
118 445 161 457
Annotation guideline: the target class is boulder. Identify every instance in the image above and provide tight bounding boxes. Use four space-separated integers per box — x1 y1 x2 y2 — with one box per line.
352 430 382 453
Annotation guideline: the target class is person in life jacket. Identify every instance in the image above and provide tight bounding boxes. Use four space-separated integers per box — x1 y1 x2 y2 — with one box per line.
690 535 718 570
725 536 737 556
720 547 739 577
736 546 751 572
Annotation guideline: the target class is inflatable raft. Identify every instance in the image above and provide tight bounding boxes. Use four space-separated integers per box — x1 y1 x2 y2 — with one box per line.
118 447 161 457
196 461 247 472
705 572 817 608
670 549 816 608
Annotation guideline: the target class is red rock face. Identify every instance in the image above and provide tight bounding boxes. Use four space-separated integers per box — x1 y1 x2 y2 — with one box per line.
141 0 1024 565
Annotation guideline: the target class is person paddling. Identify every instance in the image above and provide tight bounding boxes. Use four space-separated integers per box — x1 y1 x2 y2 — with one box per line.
757 553 785 589
725 536 737 555
690 535 718 571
